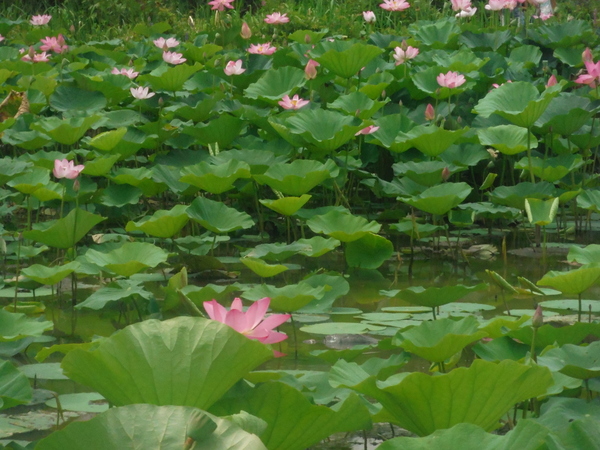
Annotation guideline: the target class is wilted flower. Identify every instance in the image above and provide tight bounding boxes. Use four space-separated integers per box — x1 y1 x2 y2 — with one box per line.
40 35 68 53
247 42 277 55
379 0 410 11
392 45 419 65
224 59 245 76
437 71 466 88
425 103 435 121
130 86 155 99
240 22 252 39
53 159 84 179
546 74 557 87
203 297 291 344
278 94 309 110
355 125 380 136
363 11 376 22
30 15 52 26
153 37 179 50
162 51 186 65
265 12 289 24
208 0 235 11
305 59 319 79
111 67 139 79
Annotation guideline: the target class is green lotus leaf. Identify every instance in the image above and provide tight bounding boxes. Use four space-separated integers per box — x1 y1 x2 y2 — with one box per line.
7 167 50 194
459 29 513 51
407 125 469 157
242 241 312 262
392 316 488 363
473 81 563 128
516 155 584 183
525 197 559 226
111 167 167 196
19 362 67 381
254 159 337 196
489 182 555 210
298 272 350 313
61 317 273 409
509 322 600 349
300 322 385 335
477 125 537 155
111 128 152 159
45 392 108 413
245 66 306 100
21 261 80 285
240 257 289 278
330 358 553 436
538 341 600 379
84 242 169 277
24 209 106 249
311 345 377 364
164 92 223 122
568 244 600 265
328 92 387 120
472 336 529 362
399 182 472 216
0 309 53 342
0 360 33 410
295 236 341 257
101 184 142 207
187 196 254 234
528 19 595 49
216 382 370 450
539 299 600 312
390 220 444 239
534 93 594 136
242 282 326 312
477 315 530 339
0 157 31 186
81 154 120 176
367 114 416 153
125 204 189 238
182 114 245 149
537 265 600 295
313 42 382 79
260 194 311 216
306 210 381 242
30 115 101 146
75 280 151 310
547 416 600 450
393 161 464 187
412 67 469 100
137 62 203 92
411 18 461 48
86 127 128 151
577 190 600 213
36 404 267 450
180 160 251 194
182 284 242 306
377 419 549 450
394 284 487 308
1 128 52 150
282 109 364 152
534 397 600 434
50 85 107 113
345 233 393 269
508 44 542 69
72 72 132 105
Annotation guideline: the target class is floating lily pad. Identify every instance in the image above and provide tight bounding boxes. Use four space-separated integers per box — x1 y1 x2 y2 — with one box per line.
19 363 67 380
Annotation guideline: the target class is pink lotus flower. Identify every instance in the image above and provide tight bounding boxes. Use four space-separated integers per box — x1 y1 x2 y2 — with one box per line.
533 13 553 20
437 71 466 88
485 0 506 10
248 42 277 55
392 45 419 65
583 48 594 63
111 67 139 79
379 0 410 11
21 50 50 63
363 11 376 22
0 35 5 42
130 86 155 99
546 74 557 88
224 59 245 76
265 12 289 24
451 0 472 11
575 60 600 88
208 0 235 11
40 35 68 53
278 94 309 110
53 159 84 179
305 59 319 80
456 6 477 17
425 103 435 121
153 37 179 50
30 15 52 26
355 125 380 136
203 297 290 344
240 22 252 39
492 80 512 88
162 51 186 65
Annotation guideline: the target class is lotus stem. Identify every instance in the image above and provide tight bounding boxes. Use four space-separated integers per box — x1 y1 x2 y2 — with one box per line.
431 306 436 321
290 313 298 360
578 293 582 323
527 127 534 183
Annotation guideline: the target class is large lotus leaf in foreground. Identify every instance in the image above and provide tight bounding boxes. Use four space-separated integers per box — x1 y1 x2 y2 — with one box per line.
36 404 267 450
211 381 371 450
61 317 273 409
330 359 553 436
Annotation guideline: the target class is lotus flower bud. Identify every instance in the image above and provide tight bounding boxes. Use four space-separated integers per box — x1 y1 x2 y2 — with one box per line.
73 178 80 192
425 103 435 121
69 24 75 33
532 305 543 328
442 167 451 181
305 34 311 44
304 59 319 80
582 47 593 63
240 22 252 39
546 74 557 87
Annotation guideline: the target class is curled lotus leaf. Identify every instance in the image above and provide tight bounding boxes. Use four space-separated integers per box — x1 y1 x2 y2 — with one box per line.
398 182 472 216
83 242 169 277
254 160 337 196
306 210 381 242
